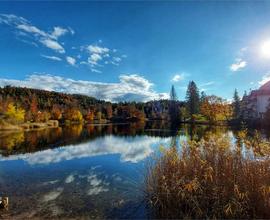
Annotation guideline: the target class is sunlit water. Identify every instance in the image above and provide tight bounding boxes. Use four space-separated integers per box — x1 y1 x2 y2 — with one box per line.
0 122 268 218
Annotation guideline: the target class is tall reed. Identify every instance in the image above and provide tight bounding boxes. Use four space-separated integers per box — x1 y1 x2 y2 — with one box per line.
145 131 270 218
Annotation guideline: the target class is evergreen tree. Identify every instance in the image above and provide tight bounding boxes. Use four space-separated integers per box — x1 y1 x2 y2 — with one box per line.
186 81 200 116
200 91 207 103
233 89 241 119
170 85 178 101
169 85 180 123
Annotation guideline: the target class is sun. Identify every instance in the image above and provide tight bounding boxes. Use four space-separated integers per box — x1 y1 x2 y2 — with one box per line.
260 40 270 58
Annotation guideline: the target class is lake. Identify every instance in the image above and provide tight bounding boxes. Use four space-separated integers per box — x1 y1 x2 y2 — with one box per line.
0 122 269 219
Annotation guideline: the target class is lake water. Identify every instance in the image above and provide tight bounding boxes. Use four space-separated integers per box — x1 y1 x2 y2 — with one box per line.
0 122 268 218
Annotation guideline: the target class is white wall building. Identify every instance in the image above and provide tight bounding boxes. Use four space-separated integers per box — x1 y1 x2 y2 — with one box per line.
243 81 270 119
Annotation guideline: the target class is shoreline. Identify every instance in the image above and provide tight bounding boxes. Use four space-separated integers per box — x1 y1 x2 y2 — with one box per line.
0 120 59 132
0 119 231 133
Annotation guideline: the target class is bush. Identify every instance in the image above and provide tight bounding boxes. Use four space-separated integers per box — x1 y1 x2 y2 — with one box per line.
192 114 207 122
145 132 270 218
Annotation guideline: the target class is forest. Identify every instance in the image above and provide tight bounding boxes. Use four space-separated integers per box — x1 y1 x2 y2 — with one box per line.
0 81 251 130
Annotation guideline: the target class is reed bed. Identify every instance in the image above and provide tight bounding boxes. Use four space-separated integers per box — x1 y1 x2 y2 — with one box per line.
145 131 270 218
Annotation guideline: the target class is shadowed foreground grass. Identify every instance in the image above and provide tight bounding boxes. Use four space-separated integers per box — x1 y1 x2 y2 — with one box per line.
145 131 270 219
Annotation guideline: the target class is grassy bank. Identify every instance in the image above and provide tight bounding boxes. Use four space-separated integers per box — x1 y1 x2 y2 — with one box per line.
145 131 270 218
0 120 59 131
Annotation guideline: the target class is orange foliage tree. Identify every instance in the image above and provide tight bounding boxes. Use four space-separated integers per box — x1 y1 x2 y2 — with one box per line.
200 95 232 123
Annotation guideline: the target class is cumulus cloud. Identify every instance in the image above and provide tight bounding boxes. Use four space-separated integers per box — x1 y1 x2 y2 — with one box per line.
171 73 185 82
230 58 247 72
66 56 76 66
0 135 171 165
0 14 73 54
41 55 62 61
81 44 126 72
0 73 169 102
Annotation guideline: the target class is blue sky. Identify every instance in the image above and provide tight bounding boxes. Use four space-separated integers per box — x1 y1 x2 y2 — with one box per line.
1 1 270 102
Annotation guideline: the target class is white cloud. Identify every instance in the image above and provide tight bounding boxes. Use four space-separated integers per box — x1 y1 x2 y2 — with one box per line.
258 73 270 86
171 73 185 82
68 27 75 35
196 81 215 92
66 56 76 66
88 53 102 65
0 73 169 102
50 26 68 39
40 38 65 54
17 24 47 37
119 74 152 90
0 14 73 54
87 45 109 54
111 57 122 66
81 44 126 72
91 68 102 73
0 14 28 25
199 81 215 87
41 55 62 61
230 58 247 72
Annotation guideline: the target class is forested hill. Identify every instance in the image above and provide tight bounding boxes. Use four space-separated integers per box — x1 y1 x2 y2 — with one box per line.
0 86 182 123
0 86 104 109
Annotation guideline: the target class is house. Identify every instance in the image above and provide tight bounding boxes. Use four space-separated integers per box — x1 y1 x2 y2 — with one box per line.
242 81 270 119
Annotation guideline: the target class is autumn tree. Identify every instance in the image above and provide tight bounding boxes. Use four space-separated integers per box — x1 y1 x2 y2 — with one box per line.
85 110 94 122
30 95 38 121
36 111 51 122
64 109 83 122
106 104 113 119
51 105 62 120
96 111 102 121
200 95 232 123
5 103 25 124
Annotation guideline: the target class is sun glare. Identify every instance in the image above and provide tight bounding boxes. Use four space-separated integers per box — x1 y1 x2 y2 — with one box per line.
261 40 270 58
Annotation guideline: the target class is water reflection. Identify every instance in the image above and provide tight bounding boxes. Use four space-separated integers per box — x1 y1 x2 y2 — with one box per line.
1 135 171 164
0 122 269 219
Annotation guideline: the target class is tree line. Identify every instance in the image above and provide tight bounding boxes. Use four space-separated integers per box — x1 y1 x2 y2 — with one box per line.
0 82 242 126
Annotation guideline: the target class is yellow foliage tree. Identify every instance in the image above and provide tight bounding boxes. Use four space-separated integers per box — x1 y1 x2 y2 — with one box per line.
5 103 25 123
200 95 232 123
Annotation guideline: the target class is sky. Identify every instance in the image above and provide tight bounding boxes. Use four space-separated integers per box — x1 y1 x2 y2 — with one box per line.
1 1 270 102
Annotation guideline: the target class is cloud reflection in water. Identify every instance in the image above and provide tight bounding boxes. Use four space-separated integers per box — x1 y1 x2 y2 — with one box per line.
0 135 171 165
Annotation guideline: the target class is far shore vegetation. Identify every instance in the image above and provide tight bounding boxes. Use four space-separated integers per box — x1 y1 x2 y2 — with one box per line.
1 81 270 131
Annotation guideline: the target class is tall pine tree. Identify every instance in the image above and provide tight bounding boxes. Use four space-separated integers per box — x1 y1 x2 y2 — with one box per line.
170 85 177 101
186 81 200 117
169 85 180 123
233 89 241 120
